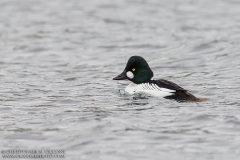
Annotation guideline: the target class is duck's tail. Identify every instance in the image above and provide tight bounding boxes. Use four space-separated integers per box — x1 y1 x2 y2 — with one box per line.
195 97 209 102
165 90 208 102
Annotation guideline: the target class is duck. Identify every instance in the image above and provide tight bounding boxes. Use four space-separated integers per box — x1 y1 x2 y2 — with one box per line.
113 56 208 102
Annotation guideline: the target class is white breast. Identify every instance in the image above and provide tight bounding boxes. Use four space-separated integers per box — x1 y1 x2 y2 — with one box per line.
125 82 175 97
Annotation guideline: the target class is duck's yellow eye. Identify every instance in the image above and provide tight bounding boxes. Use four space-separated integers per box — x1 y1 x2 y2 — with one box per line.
132 68 136 72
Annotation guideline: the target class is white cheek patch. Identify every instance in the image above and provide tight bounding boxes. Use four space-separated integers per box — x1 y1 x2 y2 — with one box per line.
126 71 134 79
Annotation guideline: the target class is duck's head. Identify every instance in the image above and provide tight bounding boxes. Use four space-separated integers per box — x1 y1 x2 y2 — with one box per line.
113 56 153 84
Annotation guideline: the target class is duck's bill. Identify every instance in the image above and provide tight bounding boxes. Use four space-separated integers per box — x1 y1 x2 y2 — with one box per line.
113 70 127 80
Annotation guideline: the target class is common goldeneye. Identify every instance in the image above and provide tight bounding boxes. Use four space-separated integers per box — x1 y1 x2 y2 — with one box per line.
113 56 208 102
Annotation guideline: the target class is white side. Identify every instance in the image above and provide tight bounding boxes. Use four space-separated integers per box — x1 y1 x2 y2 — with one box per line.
125 83 137 94
125 82 175 98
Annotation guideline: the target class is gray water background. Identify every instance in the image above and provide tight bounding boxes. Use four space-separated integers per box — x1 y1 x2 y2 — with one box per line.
1 0 240 159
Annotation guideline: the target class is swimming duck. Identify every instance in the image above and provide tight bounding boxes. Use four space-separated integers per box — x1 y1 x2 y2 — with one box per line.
113 56 208 102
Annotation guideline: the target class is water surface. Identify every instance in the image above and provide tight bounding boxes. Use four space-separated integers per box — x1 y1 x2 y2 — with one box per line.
1 0 240 159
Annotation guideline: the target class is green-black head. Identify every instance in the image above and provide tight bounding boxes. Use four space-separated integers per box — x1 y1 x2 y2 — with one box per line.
113 56 154 84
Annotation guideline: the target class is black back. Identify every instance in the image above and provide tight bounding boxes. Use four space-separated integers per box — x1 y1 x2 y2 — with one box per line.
150 79 200 102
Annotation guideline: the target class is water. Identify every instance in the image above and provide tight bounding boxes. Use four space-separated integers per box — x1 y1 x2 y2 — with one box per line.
1 0 240 159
